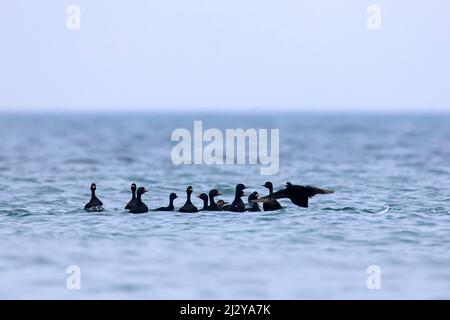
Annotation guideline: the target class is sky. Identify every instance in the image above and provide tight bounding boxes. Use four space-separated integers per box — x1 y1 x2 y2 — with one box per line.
0 0 449 112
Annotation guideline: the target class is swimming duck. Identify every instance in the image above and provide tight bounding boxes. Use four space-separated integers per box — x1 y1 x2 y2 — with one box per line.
247 191 261 212
129 187 149 214
84 183 105 212
196 193 209 211
155 193 177 211
179 186 198 213
216 200 228 208
207 189 223 211
261 181 282 211
257 182 334 208
125 183 137 210
224 184 247 212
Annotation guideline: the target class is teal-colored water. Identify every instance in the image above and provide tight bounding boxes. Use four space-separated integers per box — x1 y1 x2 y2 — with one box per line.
0 113 449 299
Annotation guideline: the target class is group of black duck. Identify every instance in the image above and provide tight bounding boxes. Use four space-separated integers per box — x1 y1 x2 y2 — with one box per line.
84 182 334 213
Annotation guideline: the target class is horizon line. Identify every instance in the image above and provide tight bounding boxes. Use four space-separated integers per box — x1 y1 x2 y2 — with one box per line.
1 109 450 115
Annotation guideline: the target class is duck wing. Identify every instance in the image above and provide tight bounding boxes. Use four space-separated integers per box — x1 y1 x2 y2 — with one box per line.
256 185 334 208
299 185 334 198
256 188 289 202
289 185 334 208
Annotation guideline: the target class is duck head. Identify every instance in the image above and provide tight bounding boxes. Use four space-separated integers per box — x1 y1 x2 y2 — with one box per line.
136 187 148 196
248 191 259 202
169 193 178 201
235 184 247 193
196 193 208 201
262 181 273 189
209 189 222 198
217 200 228 207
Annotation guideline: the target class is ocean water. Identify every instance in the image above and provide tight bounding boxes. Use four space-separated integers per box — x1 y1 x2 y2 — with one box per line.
0 113 450 299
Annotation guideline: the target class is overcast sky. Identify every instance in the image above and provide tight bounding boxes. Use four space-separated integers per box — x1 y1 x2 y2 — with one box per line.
0 0 449 112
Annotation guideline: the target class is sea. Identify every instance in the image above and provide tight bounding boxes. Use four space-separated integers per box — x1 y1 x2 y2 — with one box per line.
0 112 449 299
